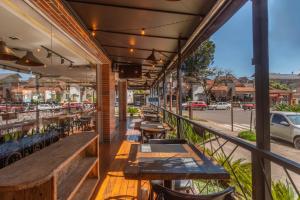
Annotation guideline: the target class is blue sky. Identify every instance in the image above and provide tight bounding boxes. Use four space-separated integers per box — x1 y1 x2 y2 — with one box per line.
211 0 300 77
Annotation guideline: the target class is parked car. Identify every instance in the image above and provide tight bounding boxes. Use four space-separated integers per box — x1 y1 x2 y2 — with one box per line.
208 102 231 110
270 111 300 149
182 101 208 110
38 104 53 111
242 102 256 110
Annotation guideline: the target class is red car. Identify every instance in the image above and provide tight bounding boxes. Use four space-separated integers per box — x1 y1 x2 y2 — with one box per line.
183 101 208 110
242 102 256 110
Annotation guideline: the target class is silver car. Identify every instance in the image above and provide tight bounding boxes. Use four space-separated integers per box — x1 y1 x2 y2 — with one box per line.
270 111 300 149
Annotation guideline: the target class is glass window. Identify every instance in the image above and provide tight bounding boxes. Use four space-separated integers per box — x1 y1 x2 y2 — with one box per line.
287 115 300 125
272 114 288 124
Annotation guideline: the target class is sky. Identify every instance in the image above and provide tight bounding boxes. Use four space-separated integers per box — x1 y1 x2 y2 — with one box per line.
210 0 300 77
1 0 299 79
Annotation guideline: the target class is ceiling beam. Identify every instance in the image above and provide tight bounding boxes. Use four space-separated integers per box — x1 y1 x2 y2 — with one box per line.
102 44 176 54
110 55 162 62
92 29 188 40
66 0 203 17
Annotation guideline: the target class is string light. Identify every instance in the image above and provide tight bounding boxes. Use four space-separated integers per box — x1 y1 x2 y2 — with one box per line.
129 48 134 53
141 28 145 35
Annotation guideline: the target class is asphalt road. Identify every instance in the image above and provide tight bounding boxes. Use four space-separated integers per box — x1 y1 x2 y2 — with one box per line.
182 109 255 125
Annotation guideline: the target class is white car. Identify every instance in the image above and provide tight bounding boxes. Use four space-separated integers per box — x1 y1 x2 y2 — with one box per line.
38 104 53 111
270 111 300 149
208 102 231 110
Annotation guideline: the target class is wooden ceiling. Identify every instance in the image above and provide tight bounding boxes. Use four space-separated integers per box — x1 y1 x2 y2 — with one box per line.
64 0 246 89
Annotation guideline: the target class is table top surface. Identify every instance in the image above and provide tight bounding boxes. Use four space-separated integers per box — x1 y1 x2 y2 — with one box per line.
140 122 170 132
124 143 229 180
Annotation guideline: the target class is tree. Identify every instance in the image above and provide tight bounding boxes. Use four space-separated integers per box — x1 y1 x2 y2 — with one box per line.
183 40 226 103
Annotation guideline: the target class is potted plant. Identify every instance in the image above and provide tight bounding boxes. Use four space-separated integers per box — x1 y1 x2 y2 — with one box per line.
127 107 139 117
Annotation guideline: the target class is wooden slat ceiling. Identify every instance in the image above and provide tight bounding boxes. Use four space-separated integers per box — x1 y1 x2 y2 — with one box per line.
64 0 245 89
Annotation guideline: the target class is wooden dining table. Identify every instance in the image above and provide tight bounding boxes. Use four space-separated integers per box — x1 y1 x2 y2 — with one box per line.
142 113 160 122
140 122 170 143
124 142 230 196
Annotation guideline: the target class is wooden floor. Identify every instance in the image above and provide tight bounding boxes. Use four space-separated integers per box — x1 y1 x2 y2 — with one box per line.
94 118 149 200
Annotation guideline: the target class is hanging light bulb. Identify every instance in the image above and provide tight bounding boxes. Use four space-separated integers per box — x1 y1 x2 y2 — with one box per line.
141 28 145 35
92 31 96 37
36 48 41 53
159 58 163 63
146 49 157 64
68 62 73 69
129 48 134 53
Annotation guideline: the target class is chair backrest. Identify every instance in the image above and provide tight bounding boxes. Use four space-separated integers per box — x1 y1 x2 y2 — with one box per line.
149 139 187 144
152 183 234 200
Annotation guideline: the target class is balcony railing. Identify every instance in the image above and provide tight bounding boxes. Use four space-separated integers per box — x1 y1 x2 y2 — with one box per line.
151 104 300 200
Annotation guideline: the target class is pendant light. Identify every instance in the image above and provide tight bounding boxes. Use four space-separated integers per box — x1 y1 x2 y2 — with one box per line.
16 51 44 66
0 41 19 61
146 49 157 64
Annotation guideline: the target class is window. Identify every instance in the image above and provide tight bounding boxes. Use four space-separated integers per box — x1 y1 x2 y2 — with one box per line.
272 114 288 125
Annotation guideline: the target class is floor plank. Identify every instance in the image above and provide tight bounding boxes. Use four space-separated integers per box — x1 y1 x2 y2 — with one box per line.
94 118 148 200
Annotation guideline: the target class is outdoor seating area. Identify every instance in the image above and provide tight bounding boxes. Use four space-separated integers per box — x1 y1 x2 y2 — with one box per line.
0 1 299 200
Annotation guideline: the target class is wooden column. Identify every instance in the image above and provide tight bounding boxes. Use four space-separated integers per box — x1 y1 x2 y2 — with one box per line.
252 0 271 199
118 80 127 121
97 63 116 142
96 64 102 142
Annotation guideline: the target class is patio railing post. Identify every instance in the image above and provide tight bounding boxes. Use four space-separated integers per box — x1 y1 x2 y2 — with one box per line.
163 66 167 122
176 37 183 138
252 0 271 199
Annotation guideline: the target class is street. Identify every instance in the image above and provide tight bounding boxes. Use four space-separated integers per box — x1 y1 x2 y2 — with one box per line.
183 109 255 132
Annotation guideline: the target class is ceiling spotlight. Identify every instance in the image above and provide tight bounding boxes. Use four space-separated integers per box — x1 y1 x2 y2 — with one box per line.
46 51 52 58
129 48 134 53
0 41 19 61
146 49 157 64
141 28 145 36
61 57 64 64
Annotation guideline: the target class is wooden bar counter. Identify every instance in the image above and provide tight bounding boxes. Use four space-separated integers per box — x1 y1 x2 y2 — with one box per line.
0 132 99 200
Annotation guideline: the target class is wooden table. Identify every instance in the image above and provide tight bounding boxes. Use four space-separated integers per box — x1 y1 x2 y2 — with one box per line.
140 122 170 143
142 113 160 122
125 143 229 190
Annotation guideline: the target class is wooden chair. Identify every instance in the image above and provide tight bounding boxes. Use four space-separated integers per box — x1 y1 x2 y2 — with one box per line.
150 183 235 200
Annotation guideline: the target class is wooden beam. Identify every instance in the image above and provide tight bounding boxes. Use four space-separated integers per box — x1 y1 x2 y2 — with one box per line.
93 29 188 40
102 44 177 54
66 0 204 17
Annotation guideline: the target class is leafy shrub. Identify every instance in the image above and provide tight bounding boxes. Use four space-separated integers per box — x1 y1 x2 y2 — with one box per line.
238 130 256 142
274 104 300 112
272 180 298 200
127 107 139 115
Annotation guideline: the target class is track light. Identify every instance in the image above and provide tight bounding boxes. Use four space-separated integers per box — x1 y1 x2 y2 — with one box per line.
68 62 73 69
46 51 52 58
61 57 64 64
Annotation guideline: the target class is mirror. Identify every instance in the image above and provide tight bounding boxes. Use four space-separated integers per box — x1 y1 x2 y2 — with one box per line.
280 121 290 126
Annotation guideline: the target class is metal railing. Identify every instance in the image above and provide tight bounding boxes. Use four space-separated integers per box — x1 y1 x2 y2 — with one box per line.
151 104 300 200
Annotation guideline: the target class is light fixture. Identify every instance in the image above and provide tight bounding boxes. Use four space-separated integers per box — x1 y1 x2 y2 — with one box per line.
36 48 41 52
0 41 19 61
61 57 64 64
159 58 163 63
145 72 151 79
46 51 52 58
68 62 73 69
92 31 96 37
141 28 145 35
130 48 134 53
146 49 157 64
16 51 44 67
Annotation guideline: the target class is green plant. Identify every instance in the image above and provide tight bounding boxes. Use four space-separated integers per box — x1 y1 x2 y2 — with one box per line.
272 180 298 200
127 107 139 115
238 130 256 142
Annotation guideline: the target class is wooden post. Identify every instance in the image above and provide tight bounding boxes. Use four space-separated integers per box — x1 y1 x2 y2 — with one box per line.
163 67 167 122
169 75 173 112
176 38 182 138
96 64 103 143
35 75 40 133
252 0 271 199
118 80 127 121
